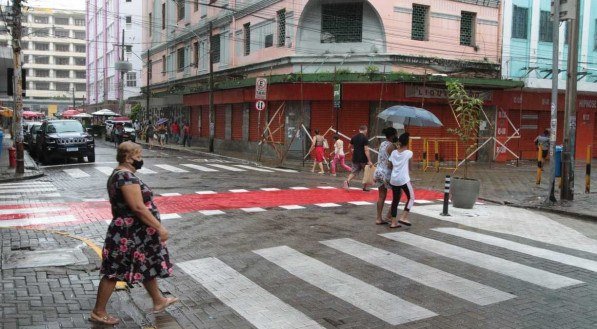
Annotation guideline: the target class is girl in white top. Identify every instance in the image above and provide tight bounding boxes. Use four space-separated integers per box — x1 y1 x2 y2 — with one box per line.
330 135 351 176
387 132 414 229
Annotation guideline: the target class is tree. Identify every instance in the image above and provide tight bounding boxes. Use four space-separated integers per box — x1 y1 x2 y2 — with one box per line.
129 104 142 122
446 80 484 178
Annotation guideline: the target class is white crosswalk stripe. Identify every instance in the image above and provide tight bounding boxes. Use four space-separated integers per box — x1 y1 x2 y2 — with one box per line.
0 187 57 194
279 205 305 210
241 207 266 213
180 163 219 172
178 257 325 329
229 189 249 193
322 238 515 305
154 164 189 173
206 164 246 172
315 203 340 208
195 190 216 195
254 246 437 325
263 167 298 173
94 166 115 176
198 210 225 216
136 167 157 174
348 201 373 206
234 165 274 172
0 182 54 187
381 232 583 289
63 168 90 178
0 206 68 215
434 227 597 274
0 215 77 227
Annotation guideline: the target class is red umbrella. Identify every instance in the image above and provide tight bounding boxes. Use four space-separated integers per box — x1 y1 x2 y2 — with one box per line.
61 109 82 118
23 111 45 119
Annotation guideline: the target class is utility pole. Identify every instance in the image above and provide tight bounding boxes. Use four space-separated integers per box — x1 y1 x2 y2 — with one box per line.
560 0 580 200
120 29 125 115
208 21 215 153
547 0 560 203
10 0 24 174
146 49 150 123
72 87 76 109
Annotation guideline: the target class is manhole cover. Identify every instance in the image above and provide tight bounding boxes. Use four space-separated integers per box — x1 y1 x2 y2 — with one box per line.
2 244 89 269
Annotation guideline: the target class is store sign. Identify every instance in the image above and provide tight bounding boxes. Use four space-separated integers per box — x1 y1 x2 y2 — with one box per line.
405 85 492 101
579 99 597 109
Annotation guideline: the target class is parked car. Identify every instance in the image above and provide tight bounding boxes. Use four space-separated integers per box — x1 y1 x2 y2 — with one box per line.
35 120 95 164
24 122 42 154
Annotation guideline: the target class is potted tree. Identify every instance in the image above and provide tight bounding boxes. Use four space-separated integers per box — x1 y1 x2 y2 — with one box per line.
446 80 484 209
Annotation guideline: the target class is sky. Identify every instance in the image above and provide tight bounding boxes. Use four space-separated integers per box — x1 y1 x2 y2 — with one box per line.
24 0 85 11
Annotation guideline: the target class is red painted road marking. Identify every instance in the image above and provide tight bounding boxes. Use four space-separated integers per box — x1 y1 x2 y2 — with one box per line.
1 188 443 227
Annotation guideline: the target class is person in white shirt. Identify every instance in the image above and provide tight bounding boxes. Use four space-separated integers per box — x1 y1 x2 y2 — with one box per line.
330 135 351 176
387 132 414 229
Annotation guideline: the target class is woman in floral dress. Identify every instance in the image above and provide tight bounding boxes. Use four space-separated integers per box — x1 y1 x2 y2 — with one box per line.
374 127 398 225
90 142 178 325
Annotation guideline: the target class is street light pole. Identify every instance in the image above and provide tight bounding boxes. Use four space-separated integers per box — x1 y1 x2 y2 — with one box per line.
547 0 560 203
208 21 214 153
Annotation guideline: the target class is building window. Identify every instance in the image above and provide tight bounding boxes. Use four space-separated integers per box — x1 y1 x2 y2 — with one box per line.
512 5 528 39
35 69 49 77
564 21 569 44
162 55 166 74
74 18 85 26
36 82 50 90
127 72 137 87
55 17 69 25
34 56 49 64
34 43 49 51
56 83 70 91
55 29 69 38
75 58 86 66
34 29 50 37
148 60 152 80
75 71 85 79
277 9 286 46
56 70 69 78
177 47 185 72
264 34 273 48
177 0 185 21
75 45 86 53
56 57 70 65
244 23 250 55
126 45 132 53
162 3 166 29
34 16 49 24
539 11 553 43
75 83 86 91
194 0 199 12
125 16 132 24
193 41 199 66
201 0 207 17
460 11 476 46
411 4 429 41
56 43 69 52
74 31 85 40
211 34 220 63
321 2 363 43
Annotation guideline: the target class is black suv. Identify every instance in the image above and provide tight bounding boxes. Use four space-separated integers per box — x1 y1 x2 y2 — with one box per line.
36 120 95 164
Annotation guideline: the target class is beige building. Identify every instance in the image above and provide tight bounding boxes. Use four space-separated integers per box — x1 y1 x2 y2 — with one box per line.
0 6 86 113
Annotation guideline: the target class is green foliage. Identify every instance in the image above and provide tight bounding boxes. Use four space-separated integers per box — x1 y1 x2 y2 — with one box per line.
365 65 379 74
335 68 351 75
446 80 484 178
129 103 142 122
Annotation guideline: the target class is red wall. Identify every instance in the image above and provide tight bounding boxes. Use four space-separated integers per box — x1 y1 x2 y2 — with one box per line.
231 104 243 141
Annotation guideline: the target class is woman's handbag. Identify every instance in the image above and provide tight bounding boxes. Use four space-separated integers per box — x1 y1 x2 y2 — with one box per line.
323 139 329 149
362 164 376 185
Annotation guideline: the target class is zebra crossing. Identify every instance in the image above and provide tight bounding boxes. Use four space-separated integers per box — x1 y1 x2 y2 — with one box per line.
59 161 298 178
0 181 62 201
177 228 589 328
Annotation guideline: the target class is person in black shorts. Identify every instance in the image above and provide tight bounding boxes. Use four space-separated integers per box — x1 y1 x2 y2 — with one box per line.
343 125 373 191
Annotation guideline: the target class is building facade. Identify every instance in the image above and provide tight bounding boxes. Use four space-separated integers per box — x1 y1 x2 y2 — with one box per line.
0 6 87 115
141 0 520 160
499 0 597 160
86 0 143 114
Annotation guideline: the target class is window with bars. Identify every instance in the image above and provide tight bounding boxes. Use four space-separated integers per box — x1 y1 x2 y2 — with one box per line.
74 19 85 26
194 0 199 11
321 2 363 43
264 34 273 48
75 45 86 53
56 57 70 65
56 43 69 52
539 11 553 42
75 71 85 78
74 31 85 40
211 34 221 63
193 41 199 66
35 43 49 51
35 82 50 90
34 16 49 24
127 72 137 87
55 29 69 38
56 70 69 78
35 69 49 77
277 9 286 46
177 1 185 21
55 83 70 91
34 29 50 37
75 58 85 66
177 48 185 72
512 5 528 39
55 17 69 25
75 83 86 91
411 4 429 41
244 23 250 55
35 56 49 64
460 11 476 46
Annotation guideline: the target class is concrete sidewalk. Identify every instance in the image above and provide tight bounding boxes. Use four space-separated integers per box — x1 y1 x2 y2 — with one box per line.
0 132 44 183
140 139 597 221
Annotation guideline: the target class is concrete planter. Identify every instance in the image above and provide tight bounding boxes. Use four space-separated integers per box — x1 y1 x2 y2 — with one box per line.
450 177 480 209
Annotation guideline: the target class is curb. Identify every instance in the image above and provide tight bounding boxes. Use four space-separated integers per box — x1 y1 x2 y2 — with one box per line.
0 170 44 183
508 202 597 221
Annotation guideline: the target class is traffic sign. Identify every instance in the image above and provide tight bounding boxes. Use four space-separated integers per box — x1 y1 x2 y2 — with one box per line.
255 100 266 111
255 78 268 100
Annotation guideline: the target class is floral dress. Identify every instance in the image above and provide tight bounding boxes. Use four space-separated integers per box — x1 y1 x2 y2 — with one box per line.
100 170 173 285
374 141 392 188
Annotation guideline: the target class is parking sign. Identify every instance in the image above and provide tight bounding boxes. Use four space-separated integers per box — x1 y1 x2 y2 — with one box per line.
255 78 268 100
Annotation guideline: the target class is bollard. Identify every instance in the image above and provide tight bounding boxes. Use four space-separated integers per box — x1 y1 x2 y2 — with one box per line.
440 175 451 216
434 141 439 173
587 145 592 194
422 138 427 171
536 147 543 185
8 147 16 168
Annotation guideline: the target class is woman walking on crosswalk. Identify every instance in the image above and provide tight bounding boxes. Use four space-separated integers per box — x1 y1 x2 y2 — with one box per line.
374 127 397 225
387 132 414 229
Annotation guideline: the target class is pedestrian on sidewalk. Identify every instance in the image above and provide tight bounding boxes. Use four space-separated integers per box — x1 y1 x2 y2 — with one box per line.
343 125 373 191
387 132 414 229
181 122 191 147
157 123 167 148
170 121 180 144
145 121 155 150
374 127 398 225
534 129 550 160
91 142 178 325
330 134 351 176
308 129 326 174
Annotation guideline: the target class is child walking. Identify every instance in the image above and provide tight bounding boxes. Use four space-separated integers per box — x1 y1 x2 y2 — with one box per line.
387 132 414 229
330 135 351 176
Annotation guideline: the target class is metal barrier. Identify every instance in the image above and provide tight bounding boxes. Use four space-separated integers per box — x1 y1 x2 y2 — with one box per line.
587 145 592 193
536 147 543 185
422 138 459 172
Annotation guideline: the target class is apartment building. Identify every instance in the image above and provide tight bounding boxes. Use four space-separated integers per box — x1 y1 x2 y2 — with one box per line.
0 6 87 115
86 0 143 114
141 0 520 159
